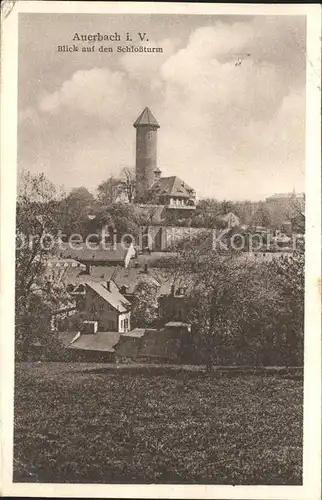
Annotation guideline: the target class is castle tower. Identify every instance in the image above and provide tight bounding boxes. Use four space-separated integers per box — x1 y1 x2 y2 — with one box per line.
133 107 160 202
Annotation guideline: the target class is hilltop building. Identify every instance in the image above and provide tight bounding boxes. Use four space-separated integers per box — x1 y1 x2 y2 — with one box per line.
265 191 304 210
134 107 196 209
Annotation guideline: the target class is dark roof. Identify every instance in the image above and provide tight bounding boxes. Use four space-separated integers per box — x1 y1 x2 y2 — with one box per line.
65 266 161 294
62 262 195 297
60 327 185 359
86 281 131 313
139 329 182 360
133 107 160 128
68 332 120 352
150 176 195 198
60 242 133 263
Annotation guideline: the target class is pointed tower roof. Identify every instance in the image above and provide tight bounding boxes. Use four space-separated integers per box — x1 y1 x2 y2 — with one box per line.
133 107 160 128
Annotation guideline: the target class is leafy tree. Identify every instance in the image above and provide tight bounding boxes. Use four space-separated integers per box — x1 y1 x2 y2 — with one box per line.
137 189 160 205
248 202 271 229
98 203 140 243
131 281 159 328
15 170 72 359
170 233 304 367
267 252 304 365
97 176 122 205
220 200 235 215
60 186 95 236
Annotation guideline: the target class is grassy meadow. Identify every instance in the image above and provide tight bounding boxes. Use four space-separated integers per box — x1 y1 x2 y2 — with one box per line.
14 362 303 485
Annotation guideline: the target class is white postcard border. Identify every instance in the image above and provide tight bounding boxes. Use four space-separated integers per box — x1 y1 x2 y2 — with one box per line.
1 2 321 499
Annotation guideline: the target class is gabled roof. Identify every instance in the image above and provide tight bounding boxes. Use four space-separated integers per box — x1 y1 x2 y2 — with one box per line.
86 281 131 313
62 263 195 297
149 176 195 198
68 332 120 352
60 242 132 263
133 107 160 128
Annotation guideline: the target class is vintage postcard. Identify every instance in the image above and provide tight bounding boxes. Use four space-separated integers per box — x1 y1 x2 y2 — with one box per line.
1 1 321 499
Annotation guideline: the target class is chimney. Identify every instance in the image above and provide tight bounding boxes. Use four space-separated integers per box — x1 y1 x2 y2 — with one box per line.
106 280 111 291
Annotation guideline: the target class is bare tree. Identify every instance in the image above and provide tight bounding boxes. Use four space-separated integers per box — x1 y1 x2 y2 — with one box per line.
119 167 136 203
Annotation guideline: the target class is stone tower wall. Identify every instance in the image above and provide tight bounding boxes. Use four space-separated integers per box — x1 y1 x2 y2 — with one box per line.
135 126 158 201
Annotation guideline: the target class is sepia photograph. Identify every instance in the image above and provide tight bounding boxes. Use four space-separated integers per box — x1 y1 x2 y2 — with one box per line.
1 2 321 499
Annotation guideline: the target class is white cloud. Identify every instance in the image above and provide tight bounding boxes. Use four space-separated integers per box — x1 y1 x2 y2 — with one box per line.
120 37 180 76
20 16 306 200
153 18 305 199
38 67 128 123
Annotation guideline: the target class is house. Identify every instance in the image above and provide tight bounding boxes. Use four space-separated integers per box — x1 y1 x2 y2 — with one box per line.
265 191 305 208
75 280 131 333
149 176 196 209
61 258 195 325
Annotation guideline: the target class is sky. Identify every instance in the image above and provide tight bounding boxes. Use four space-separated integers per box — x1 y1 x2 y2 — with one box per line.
18 14 306 201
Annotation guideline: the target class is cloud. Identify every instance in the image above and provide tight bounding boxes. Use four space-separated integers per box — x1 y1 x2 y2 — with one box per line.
153 18 305 199
120 37 180 76
38 67 128 124
20 16 306 200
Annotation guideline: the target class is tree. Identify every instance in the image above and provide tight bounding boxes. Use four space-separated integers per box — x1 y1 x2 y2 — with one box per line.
97 203 141 244
119 167 136 203
250 202 272 228
15 170 72 359
169 232 304 367
268 252 304 365
60 186 95 236
97 176 122 205
131 281 159 328
220 200 235 215
287 196 305 234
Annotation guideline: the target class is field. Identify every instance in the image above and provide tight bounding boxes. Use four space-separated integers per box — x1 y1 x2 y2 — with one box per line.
14 362 303 485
